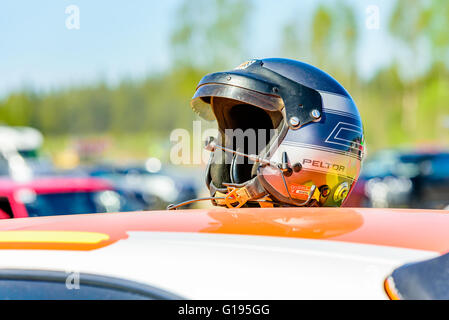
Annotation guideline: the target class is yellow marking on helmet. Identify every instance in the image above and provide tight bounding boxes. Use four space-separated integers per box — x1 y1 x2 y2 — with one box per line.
0 231 109 244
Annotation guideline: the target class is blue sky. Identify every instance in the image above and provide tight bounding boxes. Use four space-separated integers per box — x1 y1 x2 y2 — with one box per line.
0 0 395 97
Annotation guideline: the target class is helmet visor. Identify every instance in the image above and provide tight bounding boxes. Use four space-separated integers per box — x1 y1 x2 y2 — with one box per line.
191 83 284 121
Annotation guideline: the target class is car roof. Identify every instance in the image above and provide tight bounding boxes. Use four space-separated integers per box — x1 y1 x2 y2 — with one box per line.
0 207 447 253
0 177 112 195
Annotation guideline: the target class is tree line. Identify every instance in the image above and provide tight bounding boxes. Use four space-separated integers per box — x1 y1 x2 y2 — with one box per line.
0 0 448 151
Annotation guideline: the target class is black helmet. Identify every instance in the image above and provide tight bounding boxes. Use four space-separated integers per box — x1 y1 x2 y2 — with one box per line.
191 58 365 208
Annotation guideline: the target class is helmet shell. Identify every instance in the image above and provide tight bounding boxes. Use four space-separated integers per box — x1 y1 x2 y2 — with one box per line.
258 58 364 206
191 58 365 207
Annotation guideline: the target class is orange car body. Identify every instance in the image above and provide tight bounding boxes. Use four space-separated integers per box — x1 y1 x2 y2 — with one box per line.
0 207 447 299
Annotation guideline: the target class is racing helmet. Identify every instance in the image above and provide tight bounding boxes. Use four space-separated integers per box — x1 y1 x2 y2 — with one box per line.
191 58 365 208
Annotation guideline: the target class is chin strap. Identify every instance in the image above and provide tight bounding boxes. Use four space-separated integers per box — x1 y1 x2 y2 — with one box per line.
216 187 251 208
214 188 275 208
216 177 273 208
168 172 321 210
167 178 275 210
166 191 275 210
213 185 275 208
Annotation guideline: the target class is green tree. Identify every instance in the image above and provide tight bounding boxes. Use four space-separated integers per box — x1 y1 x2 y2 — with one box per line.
170 0 251 70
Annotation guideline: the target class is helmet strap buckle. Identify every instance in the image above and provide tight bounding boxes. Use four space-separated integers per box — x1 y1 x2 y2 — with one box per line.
224 186 251 208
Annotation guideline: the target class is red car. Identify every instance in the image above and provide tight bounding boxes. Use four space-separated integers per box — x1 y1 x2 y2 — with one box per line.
0 177 134 219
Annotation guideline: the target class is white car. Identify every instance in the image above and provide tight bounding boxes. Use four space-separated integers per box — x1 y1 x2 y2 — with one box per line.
0 206 447 299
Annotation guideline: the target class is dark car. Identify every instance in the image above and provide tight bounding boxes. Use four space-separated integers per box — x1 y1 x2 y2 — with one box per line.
86 163 199 210
345 149 449 209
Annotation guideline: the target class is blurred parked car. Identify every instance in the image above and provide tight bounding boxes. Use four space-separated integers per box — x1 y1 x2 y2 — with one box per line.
0 177 146 219
0 125 63 182
86 162 199 210
345 149 449 209
0 126 43 158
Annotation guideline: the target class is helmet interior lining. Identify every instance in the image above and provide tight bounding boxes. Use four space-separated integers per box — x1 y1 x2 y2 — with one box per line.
209 97 283 187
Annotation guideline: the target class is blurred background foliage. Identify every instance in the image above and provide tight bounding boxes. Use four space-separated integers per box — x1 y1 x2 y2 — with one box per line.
0 0 448 160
